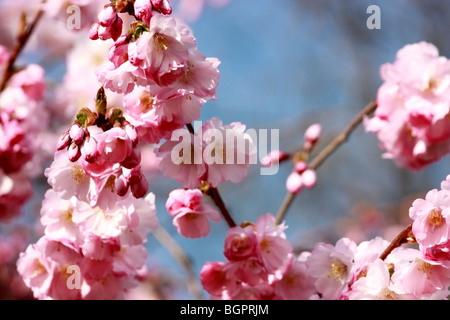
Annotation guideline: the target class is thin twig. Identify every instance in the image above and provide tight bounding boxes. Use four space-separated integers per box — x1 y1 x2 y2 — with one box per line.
379 223 414 261
206 186 236 228
275 100 378 225
152 226 205 300
0 2 45 92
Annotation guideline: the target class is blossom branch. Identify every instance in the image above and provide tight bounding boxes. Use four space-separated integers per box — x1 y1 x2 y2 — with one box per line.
0 2 45 92
275 100 378 225
153 226 206 300
379 223 414 261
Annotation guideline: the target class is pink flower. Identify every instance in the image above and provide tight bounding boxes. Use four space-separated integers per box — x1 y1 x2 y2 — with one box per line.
202 118 256 187
11 64 46 101
166 188 220 238
365 42 450 170
97 127 133 164
306 237 357 300
200 261 238 299
156 130 206 188
387 247 450 298
16 238 55 300
273 253 317 300
347 258 413 300
96 61 139 94
254 213 294 276
409 188 450 248
40 189 82 248
128 13 196 86
0 111 33 173
223 225 257 261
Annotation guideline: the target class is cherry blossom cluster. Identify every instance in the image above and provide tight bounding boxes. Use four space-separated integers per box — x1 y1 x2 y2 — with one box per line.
17 189 157 299
0 47 47 221
365 42 450 170
92 0 220 146
201 200 450 300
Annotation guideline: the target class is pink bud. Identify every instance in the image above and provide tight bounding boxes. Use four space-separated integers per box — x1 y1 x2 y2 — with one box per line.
294 161 307 173
120 147 141 169
98 5 117 27
82 136 99 163
304 123 322 144
158 0 172 14
260 150 289 167
286 171 303 194
68 143 81 162
115 174 129 197
110 16 123 42
89 23 100 40
302 169 317 188
130 174 148 198
56 131 70 151
69 124 85 144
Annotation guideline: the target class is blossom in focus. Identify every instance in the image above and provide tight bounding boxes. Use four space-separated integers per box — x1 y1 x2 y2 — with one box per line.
166 188 220 238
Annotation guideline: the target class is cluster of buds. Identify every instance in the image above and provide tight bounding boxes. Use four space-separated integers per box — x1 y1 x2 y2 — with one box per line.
89 0 172 41
56 87 148 199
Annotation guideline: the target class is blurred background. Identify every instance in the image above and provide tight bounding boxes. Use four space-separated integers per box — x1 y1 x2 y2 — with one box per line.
2 0 450 299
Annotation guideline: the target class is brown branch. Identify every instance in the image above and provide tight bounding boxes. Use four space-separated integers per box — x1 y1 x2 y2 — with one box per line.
206 186 236 228
0 3 45 92
379 223 414 261
275 100 378 225
152 226 205 300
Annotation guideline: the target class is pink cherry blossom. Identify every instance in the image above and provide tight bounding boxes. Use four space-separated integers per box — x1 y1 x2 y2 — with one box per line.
166 188 220 238
273 253 317 300
128 13 196 86
156 130 206 188
254 213 294 276
365 42 450 170
409 188 450 248
223 225 257 261
306 237 357 300
202 117 256 187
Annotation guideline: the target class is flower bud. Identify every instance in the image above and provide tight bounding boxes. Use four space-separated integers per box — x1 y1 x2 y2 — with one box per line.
56 131 71 151
260 150 289 167
130 173 148 198
98 5 117 27
294 161 307 173
286 171 303 194
302 169 317 188
69 124 85 145
115 174 129 197
68 142 81 162
82 136 99 163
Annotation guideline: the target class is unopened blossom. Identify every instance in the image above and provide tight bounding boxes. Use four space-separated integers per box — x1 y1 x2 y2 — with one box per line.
365 42 450 170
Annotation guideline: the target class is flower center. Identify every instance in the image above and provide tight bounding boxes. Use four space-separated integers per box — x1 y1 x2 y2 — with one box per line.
153 33 169 51
427 209 444 228
71 164 87 185
328 260 348 283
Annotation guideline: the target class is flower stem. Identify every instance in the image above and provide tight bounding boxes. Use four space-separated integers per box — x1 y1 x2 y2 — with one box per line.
275 100 378 225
